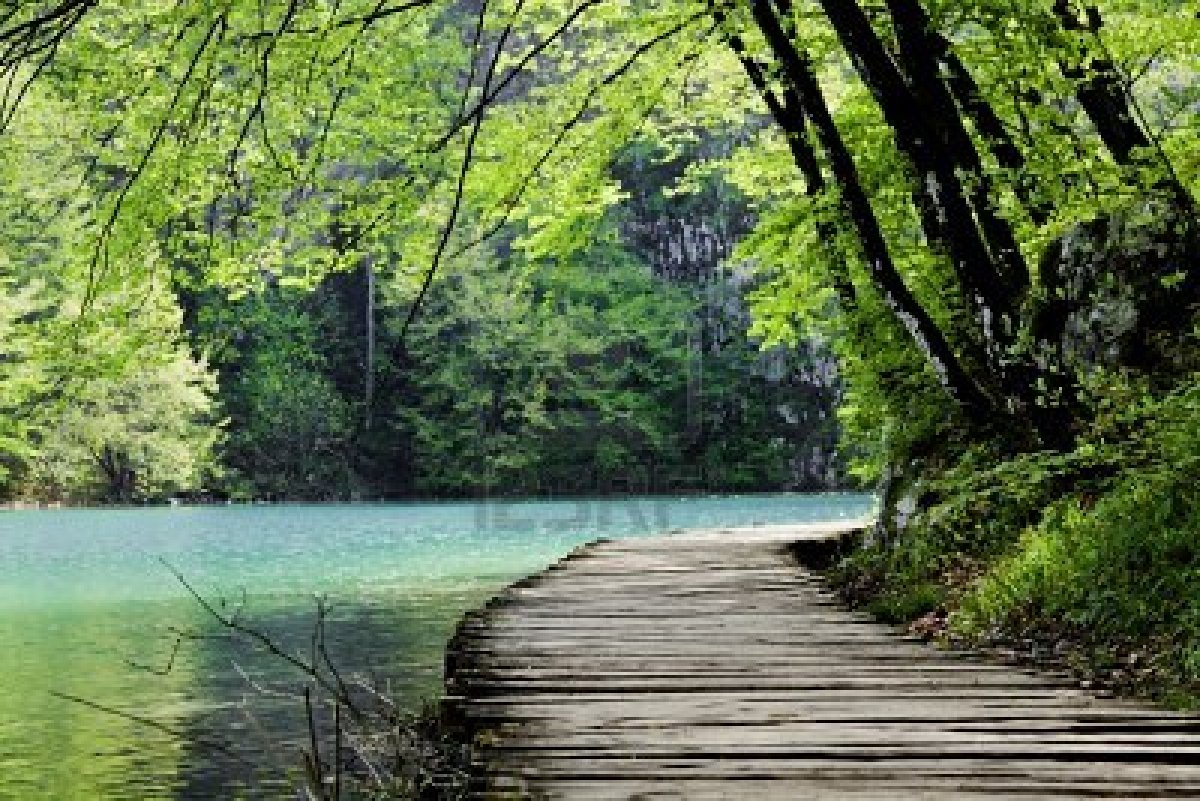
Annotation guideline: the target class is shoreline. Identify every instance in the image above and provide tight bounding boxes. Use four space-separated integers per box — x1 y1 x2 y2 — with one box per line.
0 489 875 513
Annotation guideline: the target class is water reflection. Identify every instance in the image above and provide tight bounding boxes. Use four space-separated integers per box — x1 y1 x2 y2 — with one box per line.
168 590 491 799
0 600 194 799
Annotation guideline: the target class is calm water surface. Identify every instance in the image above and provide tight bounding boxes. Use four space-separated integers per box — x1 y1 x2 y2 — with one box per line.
0 494 873 799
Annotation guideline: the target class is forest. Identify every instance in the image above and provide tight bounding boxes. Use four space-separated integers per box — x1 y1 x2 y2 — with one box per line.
0 40 844 503
2 0 1200 724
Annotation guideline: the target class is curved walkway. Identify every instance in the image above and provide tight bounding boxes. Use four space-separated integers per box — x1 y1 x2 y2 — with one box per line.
443 525 1200 799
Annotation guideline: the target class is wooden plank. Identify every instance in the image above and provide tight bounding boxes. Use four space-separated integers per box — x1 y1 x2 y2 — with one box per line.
441 524 1200 799
483 779 1200 801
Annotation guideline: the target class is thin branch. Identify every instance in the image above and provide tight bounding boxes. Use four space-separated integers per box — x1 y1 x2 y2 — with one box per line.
158 557 365 718
430 0 607 153
456 0 491 124
226 0 300 189
304 686 325 798
126 623 232 676
395 0 527 344
448 12 707 262
333 701 343 801
0 0 95 62
0 1 89 43
0 0 89 133
84 12 227 312
231 661 310 702
1127 46 1165 87
234 0 436 43
48 691 253 764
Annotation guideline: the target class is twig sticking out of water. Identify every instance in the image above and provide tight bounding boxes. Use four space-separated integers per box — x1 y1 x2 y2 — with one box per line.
58 559 471 799
157 558 365 720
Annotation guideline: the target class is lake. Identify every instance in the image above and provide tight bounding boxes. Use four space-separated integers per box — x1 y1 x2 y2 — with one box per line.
0 494 874 798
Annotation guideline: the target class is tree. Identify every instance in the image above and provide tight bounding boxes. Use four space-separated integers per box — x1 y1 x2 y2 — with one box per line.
0 275 50 493
192 289 357 500
399 239 690 495
30 280 221 503
0 73 224 503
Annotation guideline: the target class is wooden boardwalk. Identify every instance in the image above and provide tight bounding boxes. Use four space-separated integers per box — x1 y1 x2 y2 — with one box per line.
443 524 1200 799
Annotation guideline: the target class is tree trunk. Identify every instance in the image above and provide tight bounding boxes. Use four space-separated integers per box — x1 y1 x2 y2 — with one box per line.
754 0 1087 447
364 256 376 429
816 0 1023 355
885 0 1030 296
732 1 995 420
934 41 1050 226
718 21 855 305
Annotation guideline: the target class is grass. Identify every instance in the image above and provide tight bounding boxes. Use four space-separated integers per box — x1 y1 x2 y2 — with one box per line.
831 374 1200 707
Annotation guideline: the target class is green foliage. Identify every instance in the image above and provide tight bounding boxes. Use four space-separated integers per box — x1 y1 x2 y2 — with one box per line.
28 282 221 503
191 291 358 500
832 369 1200 702
869 582 946 625
174 205 837 501
950 377 1200 697
0 276 50 492
399 233 822 496
0 59 225 503
2 2 1198 714
0 1 856 504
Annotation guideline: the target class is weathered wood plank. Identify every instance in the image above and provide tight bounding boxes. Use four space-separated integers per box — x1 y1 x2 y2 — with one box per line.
442 524 1200 799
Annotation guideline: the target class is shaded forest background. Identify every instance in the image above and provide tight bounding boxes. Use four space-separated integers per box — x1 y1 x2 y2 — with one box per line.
190 140 845 501
1 128 845 503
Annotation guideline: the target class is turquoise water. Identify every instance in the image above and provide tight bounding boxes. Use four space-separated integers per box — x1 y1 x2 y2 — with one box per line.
0 494 873 798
